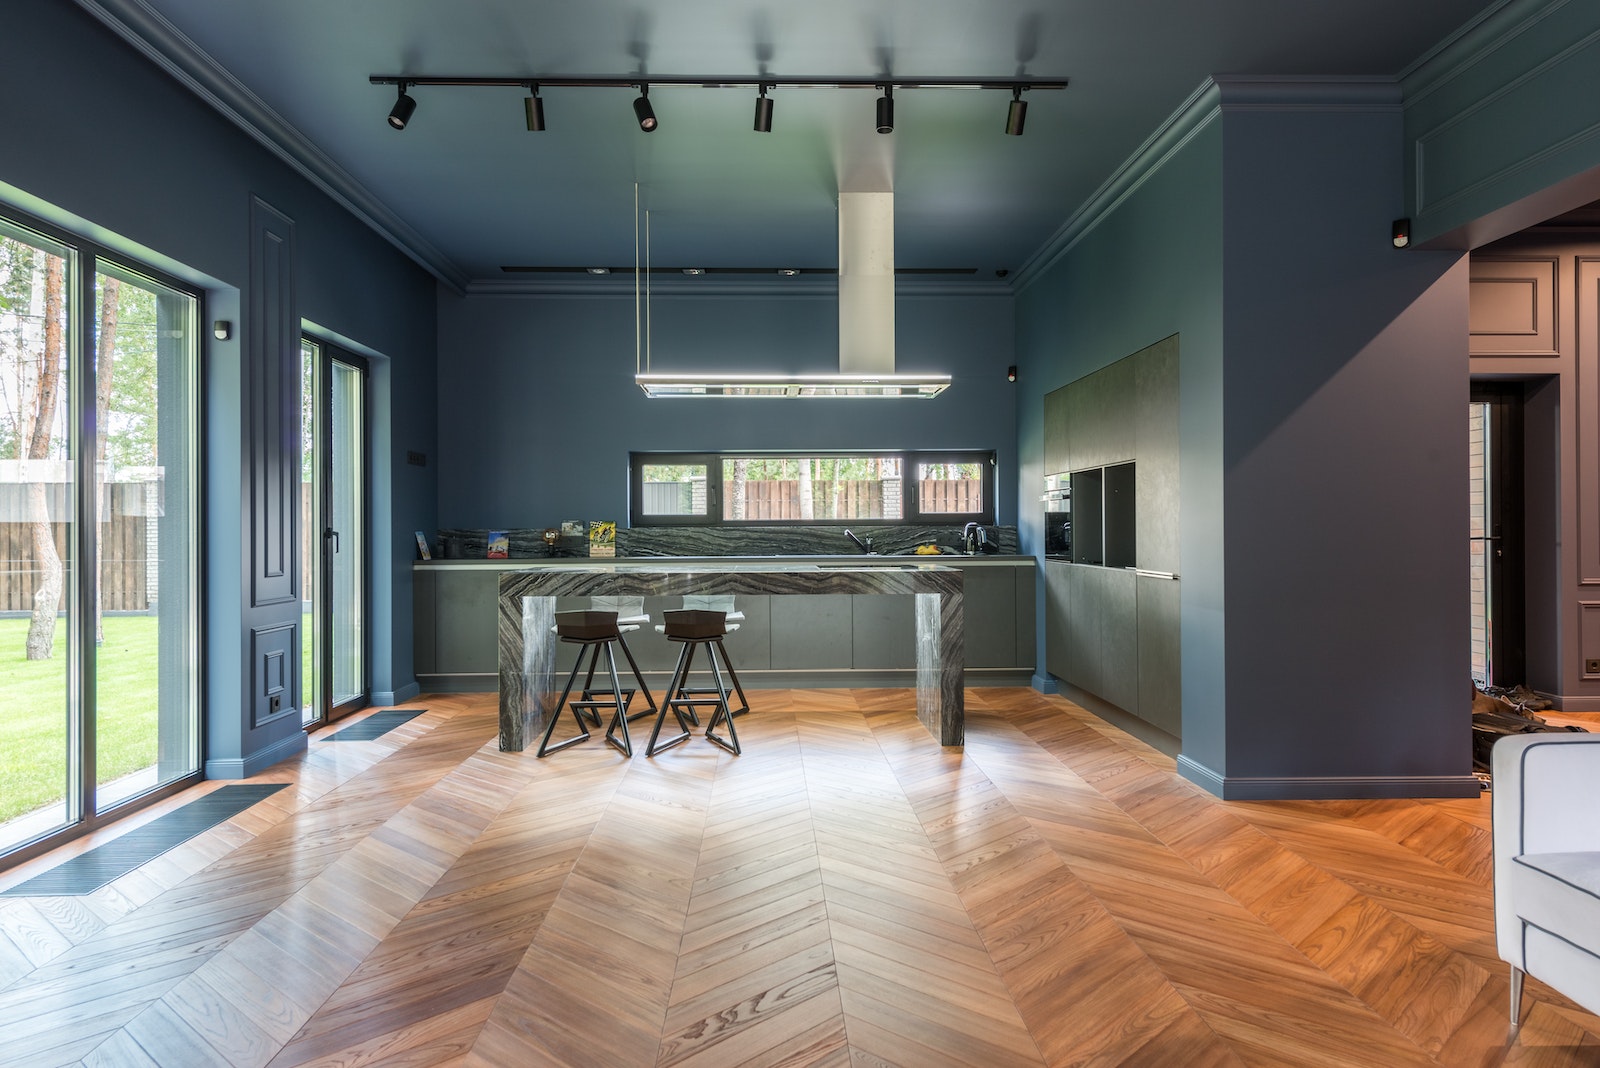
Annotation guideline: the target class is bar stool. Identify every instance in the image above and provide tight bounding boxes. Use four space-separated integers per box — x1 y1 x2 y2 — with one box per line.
538 610 647 757
570 596 656 727
647 609 742 756
673 595 749 720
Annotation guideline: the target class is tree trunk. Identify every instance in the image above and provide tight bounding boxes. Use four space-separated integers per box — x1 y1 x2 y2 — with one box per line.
730 458 748 521
94 278 119 644
25 253 66 660
798 458 814 520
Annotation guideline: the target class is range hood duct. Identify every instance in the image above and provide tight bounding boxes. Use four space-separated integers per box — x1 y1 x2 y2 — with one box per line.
635 190 951 398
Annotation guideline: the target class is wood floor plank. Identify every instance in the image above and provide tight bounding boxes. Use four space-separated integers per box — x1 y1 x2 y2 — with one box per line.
0 689 1591 1066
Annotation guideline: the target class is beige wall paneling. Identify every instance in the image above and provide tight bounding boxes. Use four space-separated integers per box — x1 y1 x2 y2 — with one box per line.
1469 257 1558 356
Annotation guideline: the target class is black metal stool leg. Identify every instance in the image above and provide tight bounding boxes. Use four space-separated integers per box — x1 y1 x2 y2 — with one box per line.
647 642 697 755
600 642 633 756
614 633 657 722
537 653 595 756
711 639 750 717
575 642 604 726
703 648 741 755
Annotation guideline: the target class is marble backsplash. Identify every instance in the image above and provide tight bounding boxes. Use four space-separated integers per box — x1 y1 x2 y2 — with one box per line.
430 524 1020 560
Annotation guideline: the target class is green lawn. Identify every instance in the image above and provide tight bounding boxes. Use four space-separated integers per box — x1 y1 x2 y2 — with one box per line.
0 616 163 825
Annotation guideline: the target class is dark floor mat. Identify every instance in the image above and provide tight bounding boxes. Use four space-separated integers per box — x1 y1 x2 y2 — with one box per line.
324 708 426 741
1 783 289 897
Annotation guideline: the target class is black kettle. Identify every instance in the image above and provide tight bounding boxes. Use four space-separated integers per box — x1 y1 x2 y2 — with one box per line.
963 522 996 554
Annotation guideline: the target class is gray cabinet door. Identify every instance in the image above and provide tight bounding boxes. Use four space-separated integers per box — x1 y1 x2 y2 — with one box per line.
413 569 437 675
1136 576 1181 736
1100 569 1138 713
1044 560 1070 680
1043 385 1071 474
962 566 1017 667
853 594 916 668
435 570 502 674
1064 564 1101 695
771 595 853 669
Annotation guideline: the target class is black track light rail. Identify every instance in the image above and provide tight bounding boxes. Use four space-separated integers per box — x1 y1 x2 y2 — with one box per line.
370 74 1068 91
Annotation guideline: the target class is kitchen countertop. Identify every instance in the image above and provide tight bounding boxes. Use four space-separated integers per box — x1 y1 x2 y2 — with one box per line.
422 553 1034 569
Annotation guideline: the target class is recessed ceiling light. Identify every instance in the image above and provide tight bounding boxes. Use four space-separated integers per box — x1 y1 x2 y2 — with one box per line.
682 268 704 275
777 268 800 277
586 267 610 275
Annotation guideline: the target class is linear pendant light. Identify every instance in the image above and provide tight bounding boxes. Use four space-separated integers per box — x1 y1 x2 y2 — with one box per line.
633 189 951 399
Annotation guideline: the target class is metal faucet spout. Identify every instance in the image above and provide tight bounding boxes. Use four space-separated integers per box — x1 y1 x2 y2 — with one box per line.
844 529 874 554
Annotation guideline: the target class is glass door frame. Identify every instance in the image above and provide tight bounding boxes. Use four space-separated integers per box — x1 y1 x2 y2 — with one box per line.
0 207 204 870
1470 382 1525 688
303 337 370 726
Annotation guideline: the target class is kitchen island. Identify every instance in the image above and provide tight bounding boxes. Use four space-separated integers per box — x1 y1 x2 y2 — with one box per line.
497 561 964 751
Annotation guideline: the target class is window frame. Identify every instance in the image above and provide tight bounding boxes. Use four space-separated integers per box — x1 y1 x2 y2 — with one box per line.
629 449 996 527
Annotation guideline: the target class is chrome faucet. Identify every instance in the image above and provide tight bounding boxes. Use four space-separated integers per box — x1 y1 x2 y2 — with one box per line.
844 528 874 554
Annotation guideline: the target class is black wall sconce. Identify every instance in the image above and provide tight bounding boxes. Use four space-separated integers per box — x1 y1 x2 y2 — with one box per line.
212 320 232 341
1007 365 1017 382
1391 218 1411 249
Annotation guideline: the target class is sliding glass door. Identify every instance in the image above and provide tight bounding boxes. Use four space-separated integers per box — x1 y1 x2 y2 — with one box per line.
0 213 199 859
300 339 367 726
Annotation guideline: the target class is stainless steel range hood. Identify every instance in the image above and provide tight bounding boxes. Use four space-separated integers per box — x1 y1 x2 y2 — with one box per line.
636 191 951 398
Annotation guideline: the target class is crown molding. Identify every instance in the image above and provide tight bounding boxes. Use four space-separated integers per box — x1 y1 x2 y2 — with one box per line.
1399 0 1557 104
1012 79 1221 292
72 0 470 292
463 277 1015 299
1012 76 1403 291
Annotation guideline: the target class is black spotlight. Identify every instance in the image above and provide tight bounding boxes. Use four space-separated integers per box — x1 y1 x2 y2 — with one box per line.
1005 88 1027 136
633 85 657 132
876 85 894 134
1391 217 1411 249
387 83 416 130
754 85 773 133
524 86 545 132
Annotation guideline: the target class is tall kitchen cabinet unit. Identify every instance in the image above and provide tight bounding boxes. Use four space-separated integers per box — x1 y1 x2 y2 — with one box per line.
1043 334 1180 740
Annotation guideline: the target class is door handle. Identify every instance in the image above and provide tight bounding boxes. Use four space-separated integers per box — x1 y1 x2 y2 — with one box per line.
324 527 339 553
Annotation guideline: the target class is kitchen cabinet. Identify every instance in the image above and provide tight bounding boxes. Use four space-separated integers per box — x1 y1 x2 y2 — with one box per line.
416 557 1035 691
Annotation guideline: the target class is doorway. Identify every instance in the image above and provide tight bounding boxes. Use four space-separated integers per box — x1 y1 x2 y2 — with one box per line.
300 338 368 726
1469 383 1525 688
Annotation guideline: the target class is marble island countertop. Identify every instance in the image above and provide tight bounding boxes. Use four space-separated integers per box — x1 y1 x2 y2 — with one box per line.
497 559 967 750
422 553 1034 569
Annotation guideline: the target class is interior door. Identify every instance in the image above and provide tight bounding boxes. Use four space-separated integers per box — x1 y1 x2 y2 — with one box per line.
300 339 368 726
1470 384 1524 688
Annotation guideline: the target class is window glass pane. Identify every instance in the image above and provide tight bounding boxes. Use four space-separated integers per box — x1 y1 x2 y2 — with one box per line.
916 460 985 515
641 462 707 516
722 456 903 521
301 339 321 724
94 262 199 811
0 223 76 850
329 359 364 707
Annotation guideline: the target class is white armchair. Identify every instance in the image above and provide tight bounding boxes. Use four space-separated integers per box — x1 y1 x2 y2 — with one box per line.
1492 732 1600 1026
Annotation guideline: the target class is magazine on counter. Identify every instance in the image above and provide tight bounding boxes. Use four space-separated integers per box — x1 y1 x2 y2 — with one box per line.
588 520 616 558
486 531 509 558
414 531 431 560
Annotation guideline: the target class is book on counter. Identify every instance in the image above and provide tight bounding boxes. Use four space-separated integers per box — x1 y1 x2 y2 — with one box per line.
414 531 431 560
486 531 509 558
588 520 616 558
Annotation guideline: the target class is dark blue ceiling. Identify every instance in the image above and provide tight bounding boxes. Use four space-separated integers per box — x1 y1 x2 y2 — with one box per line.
79 0 1500 288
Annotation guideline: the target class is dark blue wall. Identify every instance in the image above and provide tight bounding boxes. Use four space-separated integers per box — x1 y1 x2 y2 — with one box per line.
435 288 1016 528
1 0 439 768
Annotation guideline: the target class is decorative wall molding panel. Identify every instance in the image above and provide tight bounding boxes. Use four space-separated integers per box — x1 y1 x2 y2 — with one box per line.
1468 257 1557 355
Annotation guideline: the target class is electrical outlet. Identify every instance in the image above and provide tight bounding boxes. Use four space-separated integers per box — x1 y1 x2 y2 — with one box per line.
269 694 282 714
1586 659 1600 675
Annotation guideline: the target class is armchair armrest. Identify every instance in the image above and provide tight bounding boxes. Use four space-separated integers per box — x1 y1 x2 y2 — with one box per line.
1492 732 1600 966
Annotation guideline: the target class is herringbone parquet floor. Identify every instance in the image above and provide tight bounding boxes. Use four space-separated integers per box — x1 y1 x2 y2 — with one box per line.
0 688 1596 1067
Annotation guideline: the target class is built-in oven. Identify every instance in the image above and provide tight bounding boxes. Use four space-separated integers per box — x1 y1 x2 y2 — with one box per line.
1041 473 1071 559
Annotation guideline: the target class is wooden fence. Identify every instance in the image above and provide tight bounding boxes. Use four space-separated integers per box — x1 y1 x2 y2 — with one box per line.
732 478 981 520
0 514 149 612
